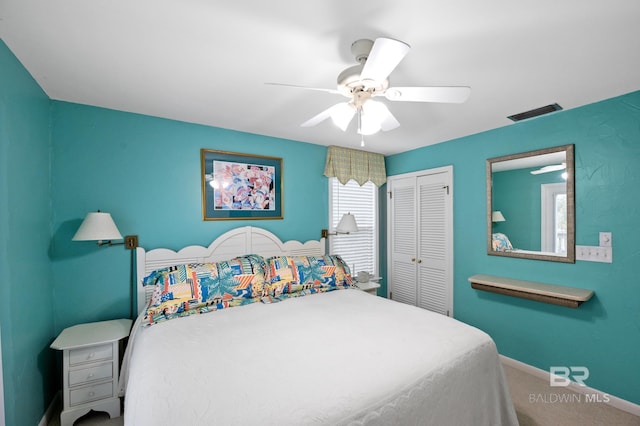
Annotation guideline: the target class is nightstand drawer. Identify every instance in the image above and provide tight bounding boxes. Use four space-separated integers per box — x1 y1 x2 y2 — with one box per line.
69 381 113 406
69 344 113 365
69 363 113 386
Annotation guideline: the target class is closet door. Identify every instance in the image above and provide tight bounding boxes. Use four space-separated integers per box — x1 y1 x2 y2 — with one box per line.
416 172 452 315
387 166 453 316
388 176 417 305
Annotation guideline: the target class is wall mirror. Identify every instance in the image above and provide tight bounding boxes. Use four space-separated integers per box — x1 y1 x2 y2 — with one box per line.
487 144 575 263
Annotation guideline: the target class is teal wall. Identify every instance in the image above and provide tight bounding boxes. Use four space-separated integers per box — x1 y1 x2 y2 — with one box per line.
492 167 565 251
0 41 56 426
386 90 640 405
49 102 329 332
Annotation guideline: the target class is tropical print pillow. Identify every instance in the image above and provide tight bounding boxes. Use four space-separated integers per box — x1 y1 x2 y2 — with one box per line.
266 255 353 297
492 232 513 252
142 255 269 326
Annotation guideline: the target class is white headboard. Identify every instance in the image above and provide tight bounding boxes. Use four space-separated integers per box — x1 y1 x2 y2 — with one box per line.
136 226 325 314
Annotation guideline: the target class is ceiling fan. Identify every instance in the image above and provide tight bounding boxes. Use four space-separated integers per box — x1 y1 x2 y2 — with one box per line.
268 37 471 139
530 163 566 175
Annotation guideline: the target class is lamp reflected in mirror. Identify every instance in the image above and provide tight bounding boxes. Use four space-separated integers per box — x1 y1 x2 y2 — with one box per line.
491 211 506 223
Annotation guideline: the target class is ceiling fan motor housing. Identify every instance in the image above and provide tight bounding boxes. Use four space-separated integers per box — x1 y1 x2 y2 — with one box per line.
351 39 374 62
337 39 389 97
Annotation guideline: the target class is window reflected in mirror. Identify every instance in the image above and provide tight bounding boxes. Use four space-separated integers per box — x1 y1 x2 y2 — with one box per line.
541 183 567 254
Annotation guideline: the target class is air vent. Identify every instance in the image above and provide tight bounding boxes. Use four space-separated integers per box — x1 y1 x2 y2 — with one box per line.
507 103 563 122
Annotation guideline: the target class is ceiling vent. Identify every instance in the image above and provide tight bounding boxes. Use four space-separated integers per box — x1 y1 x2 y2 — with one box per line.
507 103 563 122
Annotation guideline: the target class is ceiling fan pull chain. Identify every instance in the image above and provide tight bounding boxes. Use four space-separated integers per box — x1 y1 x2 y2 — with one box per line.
357 107 365 147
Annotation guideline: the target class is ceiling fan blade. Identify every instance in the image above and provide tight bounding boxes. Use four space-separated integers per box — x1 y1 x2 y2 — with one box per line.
265 82 341 95
384 86 471 103
301 102 355 131
359 101 400 135
360 38 410 86
301 106 333 128
530 163 566 175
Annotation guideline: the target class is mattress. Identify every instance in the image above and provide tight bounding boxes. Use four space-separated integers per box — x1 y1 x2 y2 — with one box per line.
121 289 517 425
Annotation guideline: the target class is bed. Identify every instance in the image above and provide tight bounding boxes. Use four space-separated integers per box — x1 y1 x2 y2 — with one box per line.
120 226 517 425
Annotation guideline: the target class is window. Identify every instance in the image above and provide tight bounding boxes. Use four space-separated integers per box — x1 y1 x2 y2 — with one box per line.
541 182 567 254
329 178 378 276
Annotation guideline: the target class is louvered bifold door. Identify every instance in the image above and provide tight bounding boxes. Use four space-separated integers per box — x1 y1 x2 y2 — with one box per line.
416 173 452 316
388 177 418 306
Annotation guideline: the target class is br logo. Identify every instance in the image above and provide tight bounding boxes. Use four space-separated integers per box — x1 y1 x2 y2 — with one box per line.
549 366 589 387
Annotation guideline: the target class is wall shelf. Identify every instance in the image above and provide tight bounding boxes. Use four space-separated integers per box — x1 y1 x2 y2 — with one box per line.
468 274 593 308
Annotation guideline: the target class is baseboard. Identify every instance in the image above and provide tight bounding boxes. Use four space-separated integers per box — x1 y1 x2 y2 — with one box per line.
38 391 60 426
500 354 640 417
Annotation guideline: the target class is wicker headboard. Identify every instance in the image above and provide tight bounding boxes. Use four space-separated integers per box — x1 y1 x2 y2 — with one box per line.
135 226 325 314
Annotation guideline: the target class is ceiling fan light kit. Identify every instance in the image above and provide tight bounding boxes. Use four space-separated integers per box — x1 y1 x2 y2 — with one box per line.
330 103 356 131
359 100 399 135
272 37 471 144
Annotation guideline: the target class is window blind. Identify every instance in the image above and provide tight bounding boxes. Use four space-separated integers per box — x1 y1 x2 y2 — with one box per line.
329 178 378 276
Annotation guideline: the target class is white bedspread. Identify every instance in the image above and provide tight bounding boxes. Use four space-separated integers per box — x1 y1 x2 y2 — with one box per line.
121 289 517 425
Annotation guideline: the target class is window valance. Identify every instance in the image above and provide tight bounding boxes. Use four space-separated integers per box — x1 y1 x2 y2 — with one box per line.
323 145 387 187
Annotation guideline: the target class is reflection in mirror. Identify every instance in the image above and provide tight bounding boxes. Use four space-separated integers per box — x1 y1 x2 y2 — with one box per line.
487 144 575 263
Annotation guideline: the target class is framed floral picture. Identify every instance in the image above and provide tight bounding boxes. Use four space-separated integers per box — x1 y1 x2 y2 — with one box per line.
200 149 283 220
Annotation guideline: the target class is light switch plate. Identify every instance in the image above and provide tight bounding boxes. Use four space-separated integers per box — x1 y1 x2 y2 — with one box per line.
599 232 612 247
576 245 612 263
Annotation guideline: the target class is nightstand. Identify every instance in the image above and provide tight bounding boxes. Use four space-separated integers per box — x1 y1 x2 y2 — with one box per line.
356 281 381 295
51 319 132 426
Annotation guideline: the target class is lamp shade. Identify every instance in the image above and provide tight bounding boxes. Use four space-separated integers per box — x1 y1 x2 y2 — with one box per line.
335 213 358 233
491 211 506 222
72 212 123 241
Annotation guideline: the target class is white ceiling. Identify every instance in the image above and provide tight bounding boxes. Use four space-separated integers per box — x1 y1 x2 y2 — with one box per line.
1 0 639 155
491 151 565 172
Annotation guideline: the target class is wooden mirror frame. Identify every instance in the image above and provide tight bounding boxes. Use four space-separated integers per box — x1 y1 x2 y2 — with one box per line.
487 144 575 263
